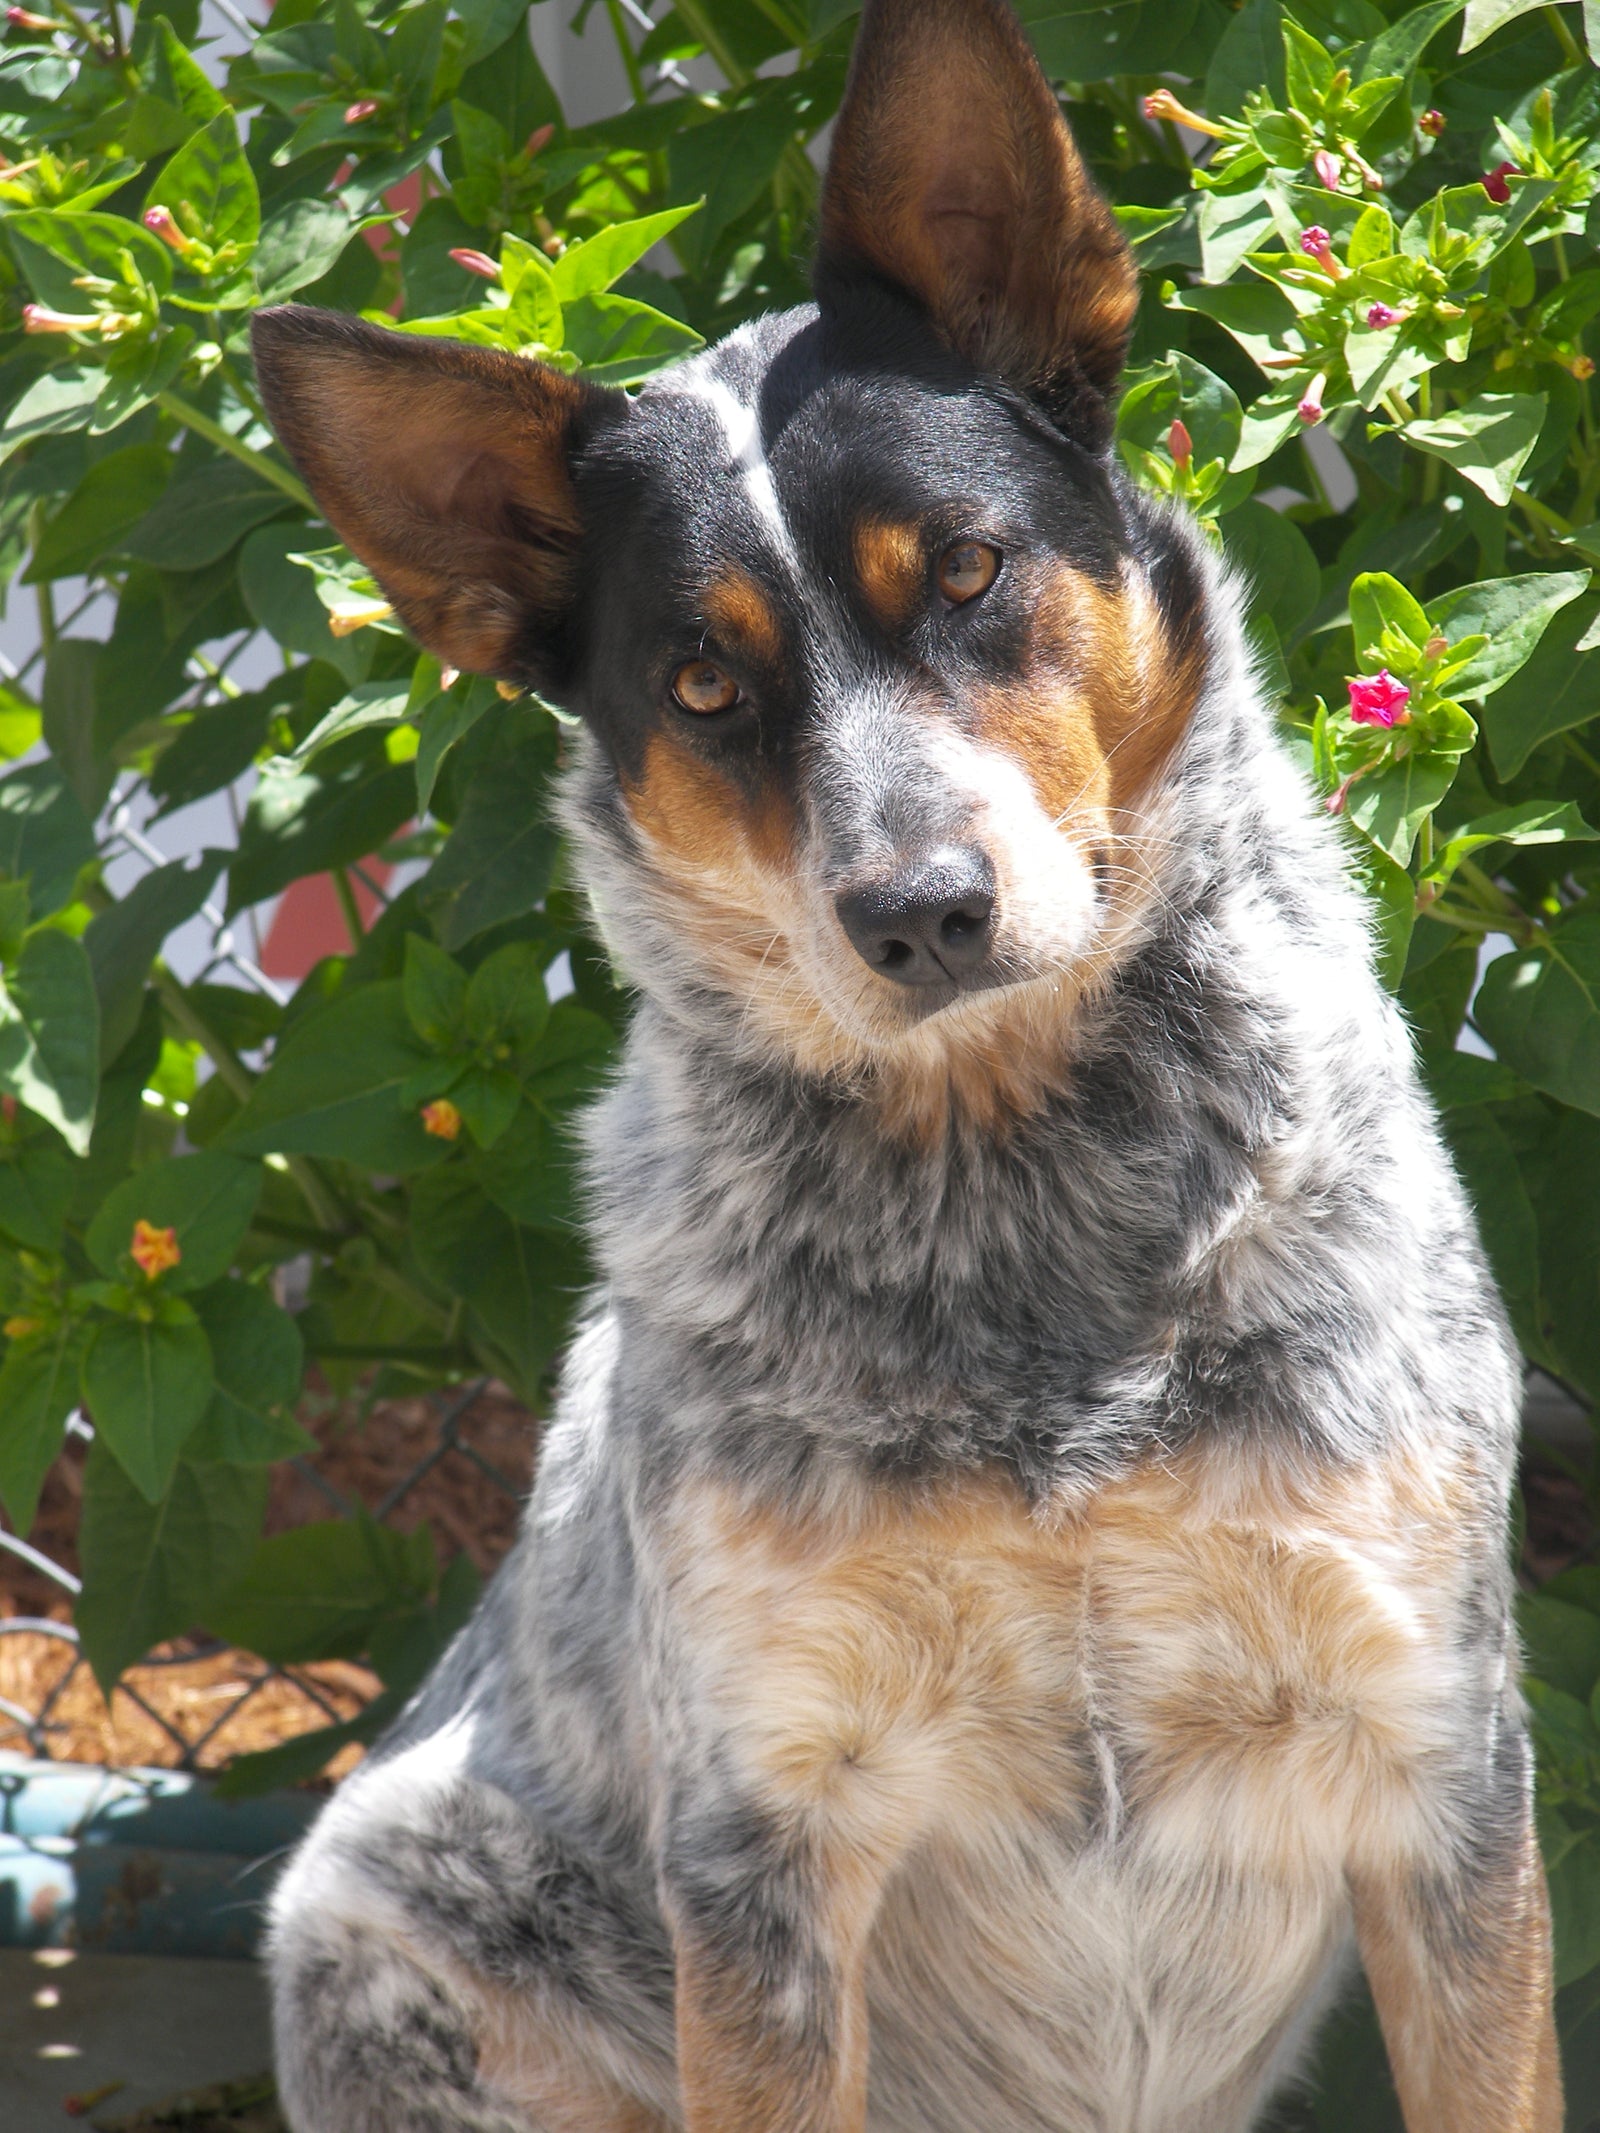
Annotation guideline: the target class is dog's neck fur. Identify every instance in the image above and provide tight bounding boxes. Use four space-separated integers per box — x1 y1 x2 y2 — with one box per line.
567 595 1517 1508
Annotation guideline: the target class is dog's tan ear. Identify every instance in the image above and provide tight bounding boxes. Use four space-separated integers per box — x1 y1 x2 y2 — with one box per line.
815 0 1138 438
250 307 621 680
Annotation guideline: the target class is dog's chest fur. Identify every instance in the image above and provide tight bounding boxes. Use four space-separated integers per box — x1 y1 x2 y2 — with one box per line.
660 1443 1484 2124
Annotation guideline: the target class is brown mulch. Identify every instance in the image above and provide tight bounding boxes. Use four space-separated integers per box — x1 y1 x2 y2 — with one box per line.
0 1380 539 1779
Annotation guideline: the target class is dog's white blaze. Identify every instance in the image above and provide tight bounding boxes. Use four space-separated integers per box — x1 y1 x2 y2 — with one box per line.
694 371 795 559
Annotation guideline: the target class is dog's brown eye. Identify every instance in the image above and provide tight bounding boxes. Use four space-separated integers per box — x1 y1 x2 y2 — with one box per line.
937 541 1001 604
671 660 741 715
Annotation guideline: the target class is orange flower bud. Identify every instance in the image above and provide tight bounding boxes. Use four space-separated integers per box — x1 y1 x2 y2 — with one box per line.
1167 417 1192 471
130 1219 181 1279
421 1099 462 1140
3 1316 38 1339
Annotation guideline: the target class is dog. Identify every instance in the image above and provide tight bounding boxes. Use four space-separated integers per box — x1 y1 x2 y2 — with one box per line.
249 3 1560 2126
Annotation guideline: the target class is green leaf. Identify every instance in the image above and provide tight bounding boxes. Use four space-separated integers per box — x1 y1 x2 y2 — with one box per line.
239 521 371 684
25 445 172 584
41 637 109 816
144 108 261 258
221 980 447 1172
561 292 703 387
75 1442 267 1695
0 928 99 1154
1438 1105 1541 1352
1349 570 1430 657
119 457 294 572
1532 1111 1600 1399
227 757 415 914
183 1278 312 1465
0 1320 87 1535
1460 0 1551 49
1426 571 1590 700
415 675 496 814
207 1513 435 1664
86 1151 262 1292
1207 0 1284 118
422 700 560 950
0 1140 72 1252
211 1689 402 1798
550 203 703 302
1222 500 1319 640
1429 802 1599 889
289 678 413 767
3 209 172 310
1547 1823 1600 1991
1398 393 1547 508
1477 914 1600 1116
1347 748 1461 866
0 762 94 917
1018 0 1215 80
254 196 357 303
83 851 224 1066
0 369 104 469
403 934 468 1048
463 941 549 1059
1345 832 1415 991
1522 1591 1600 1704
82 1305 214 1503
409 1164 584 1395
148 675 296 818
1481 592 1600 778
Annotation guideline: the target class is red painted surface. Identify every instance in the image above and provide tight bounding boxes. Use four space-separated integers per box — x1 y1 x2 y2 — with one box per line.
258 863 392 979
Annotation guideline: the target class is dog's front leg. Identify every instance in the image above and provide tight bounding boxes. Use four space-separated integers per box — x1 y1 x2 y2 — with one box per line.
1350 1798 1561 2132
663 1803 875 2133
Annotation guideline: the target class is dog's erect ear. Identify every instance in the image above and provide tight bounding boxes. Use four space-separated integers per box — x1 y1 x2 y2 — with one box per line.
814 0 1138 439
250 307 620 681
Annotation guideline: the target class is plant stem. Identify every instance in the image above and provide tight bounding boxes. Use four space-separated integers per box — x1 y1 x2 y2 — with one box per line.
156 390 314 513
1567 732 1600 781
333 867 365 948
1545 3 1584 67
1514 485 1575 537
1419 900 1494 934
602 0 647 105
673 0 751 85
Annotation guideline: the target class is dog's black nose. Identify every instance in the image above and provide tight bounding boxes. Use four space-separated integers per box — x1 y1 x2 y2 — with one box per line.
835 848 996 987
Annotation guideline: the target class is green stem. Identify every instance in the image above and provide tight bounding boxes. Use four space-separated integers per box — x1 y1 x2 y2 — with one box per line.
1544 3 1584 67
27 502 55 653
156 390 313 513
1514 485 1575 536
333 867 365 948
673 0 752 85
602 0 647 104
1566 731 1600 781
188 649 242 700
1418 900 1495 935
742 0 807 44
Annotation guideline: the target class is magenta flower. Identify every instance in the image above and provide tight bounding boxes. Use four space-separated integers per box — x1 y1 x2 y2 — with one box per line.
1482 161 1517 205
1364 302 1403 329
1297 374 1326 426
1299 225 1343 279
1347 670 1411 727
142 204 192 255
1312 149 1342 191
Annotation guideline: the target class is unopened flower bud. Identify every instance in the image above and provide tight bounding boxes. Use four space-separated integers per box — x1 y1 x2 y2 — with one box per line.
1419 108 1446 138
1364 302 1404 330
1423 635 1448 661
327 596 393 637
22 302 96 333
1312 149 1342 192
343 98 380 125
1482 161 1518 205
1567 352 1596 380
1297 374 1327 426
421 1099 461 1140
142 204 192 254
1140 86 1228 139
439 666 459 691
524 123 554 158
7 7 60 29
448 247 500 280
1168 417 1192 470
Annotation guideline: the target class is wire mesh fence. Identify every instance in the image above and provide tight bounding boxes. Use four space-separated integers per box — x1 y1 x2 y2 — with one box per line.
0 1376 529 1776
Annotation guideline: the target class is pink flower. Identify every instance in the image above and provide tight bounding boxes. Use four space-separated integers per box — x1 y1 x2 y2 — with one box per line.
7 7 59 28
1167 417 1192 470
1482 161 1517 204
1364 302 1403 329
1347 669 1411 727
448 247 499 280
1312 149 1342 191
22 303 96 333
1297 374 1326 426
343 98 380 125
1299 225 1344 278
524 123 555 158
1419 108 1446 138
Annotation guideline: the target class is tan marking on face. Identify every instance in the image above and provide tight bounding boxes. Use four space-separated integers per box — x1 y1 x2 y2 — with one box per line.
1353 1823 1561 2133
971 563 1203 839
702 569 783 667
665 1437 1490 1891
853 518 927 630
626 731 792 878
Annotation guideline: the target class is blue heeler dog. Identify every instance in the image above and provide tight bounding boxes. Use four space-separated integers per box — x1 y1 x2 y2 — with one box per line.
249 2 1560 2126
